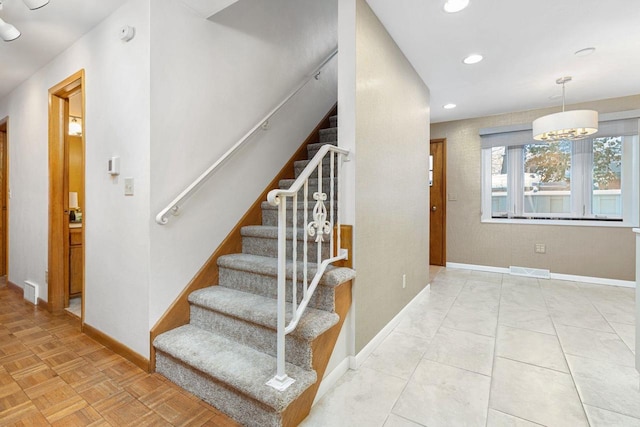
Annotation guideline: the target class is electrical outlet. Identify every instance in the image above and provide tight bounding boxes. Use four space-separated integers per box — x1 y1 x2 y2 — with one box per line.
402 274 406 289
535 243 546 254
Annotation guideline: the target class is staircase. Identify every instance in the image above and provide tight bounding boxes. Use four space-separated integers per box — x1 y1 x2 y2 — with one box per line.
153 114 355 427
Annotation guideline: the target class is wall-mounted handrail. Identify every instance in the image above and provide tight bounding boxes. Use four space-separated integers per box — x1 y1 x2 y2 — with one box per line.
265 143 350 392
155 47 338 225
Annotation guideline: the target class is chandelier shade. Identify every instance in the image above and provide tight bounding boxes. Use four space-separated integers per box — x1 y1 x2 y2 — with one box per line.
532 109 599 142
22 0 48 10
532 76 598 142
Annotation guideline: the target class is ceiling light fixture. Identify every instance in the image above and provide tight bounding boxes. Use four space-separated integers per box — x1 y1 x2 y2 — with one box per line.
0 17 19 41
532 76 598 142
574 47 596 57
0 0 50 42
22 0 48 9
443 0 469 13
443 103 457 109
463 54 483 64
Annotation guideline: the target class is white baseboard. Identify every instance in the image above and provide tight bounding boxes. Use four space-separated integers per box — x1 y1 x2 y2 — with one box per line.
446 262 634 288
446 262 509 274
352 283 431 369
313 357 351 405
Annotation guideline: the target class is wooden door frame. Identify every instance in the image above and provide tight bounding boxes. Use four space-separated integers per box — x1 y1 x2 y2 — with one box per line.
430 138 447 265
0 118 8 277
48 70 85 316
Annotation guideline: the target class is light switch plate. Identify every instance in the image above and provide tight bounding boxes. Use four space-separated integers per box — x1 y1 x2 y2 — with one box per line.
124 178 134 196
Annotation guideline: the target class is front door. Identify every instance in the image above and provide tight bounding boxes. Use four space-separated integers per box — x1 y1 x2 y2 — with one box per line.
429 139 446 266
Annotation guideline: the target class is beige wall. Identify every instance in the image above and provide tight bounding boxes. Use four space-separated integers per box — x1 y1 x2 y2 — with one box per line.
431 95 640 281
354 0 430 351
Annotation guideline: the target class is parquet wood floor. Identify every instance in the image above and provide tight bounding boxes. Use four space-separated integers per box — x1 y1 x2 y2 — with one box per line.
0 281 241 426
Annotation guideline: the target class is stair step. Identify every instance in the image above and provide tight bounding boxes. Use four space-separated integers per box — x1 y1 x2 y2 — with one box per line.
188 286 338 368
294 158 340 179
154 325 316 427
261 201 338 227
277 177 337 201
307 142 338 159
318 127 337 143
241 225 330 261
329 115 337 127
217 253 355 312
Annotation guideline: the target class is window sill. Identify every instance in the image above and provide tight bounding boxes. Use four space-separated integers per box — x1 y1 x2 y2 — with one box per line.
481 217 637 228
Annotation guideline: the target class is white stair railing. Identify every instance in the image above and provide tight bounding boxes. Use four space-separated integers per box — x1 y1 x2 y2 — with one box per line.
265 143 350 391
155 48 338 225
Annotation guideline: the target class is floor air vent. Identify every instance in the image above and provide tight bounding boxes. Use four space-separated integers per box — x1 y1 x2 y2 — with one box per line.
509 266 550 279
24 280 38 305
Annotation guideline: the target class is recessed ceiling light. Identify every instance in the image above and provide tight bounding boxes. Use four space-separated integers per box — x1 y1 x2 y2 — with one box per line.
463 54 483 64
574 47 596 57
443 0 469 13
443 103 457 109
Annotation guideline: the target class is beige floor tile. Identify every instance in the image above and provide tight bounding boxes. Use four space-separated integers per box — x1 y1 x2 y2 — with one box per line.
498 302 555 335
486 409 542 426
441 304 498 337
392 359 490 427
489 357 587 426
383 413 424 427
567 354 640 419
300 366 406 427
500 283 547 311
547 304 614 333
361 331 430 380
394 310 445 340
610 321 636 353
556 324 635 367
496 326 568 372
423 327 494 375
584 405 640 427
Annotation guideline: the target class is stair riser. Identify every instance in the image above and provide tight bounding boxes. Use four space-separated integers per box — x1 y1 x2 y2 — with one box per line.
318 128 337 143
294 165 340 179
262 208 339 227
190 305 313 368
156 352 281 427
329 116 337 127
242 236 330 261
218 267 336 312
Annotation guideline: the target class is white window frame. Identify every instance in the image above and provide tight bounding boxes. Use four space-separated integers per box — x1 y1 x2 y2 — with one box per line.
480 114 639 228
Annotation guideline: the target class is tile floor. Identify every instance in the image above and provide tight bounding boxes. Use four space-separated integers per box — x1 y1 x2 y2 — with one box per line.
301 268 639 427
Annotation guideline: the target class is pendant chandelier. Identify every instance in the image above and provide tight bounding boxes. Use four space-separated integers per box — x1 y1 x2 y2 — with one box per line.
532 76 598 142
0 0 50 42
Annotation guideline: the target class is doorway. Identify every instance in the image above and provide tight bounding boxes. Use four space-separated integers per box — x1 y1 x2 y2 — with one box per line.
48 70 85 322
429 138 446 266
0 119 8 277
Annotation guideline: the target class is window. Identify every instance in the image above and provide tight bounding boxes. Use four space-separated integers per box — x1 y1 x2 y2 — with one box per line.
480 112 639 226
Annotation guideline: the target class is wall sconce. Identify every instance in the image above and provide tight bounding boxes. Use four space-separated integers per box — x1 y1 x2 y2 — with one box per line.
69 116 82 136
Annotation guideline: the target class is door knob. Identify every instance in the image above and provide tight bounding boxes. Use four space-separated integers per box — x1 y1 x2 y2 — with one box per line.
431 206 437 212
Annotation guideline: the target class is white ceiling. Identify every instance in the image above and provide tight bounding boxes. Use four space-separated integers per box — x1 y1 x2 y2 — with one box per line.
0 0 129 99
1 0 639 124
366 0 640 123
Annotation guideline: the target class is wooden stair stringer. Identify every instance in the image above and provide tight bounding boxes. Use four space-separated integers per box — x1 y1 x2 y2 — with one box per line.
281 279 353 427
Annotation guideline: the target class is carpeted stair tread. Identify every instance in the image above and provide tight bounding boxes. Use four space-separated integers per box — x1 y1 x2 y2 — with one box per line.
307 141 337 153
153 325 316 412
188 286 338 341
242 225 336 241
218 253 355 287
278 177 335 190
260 201 338 211
318 127 337 142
